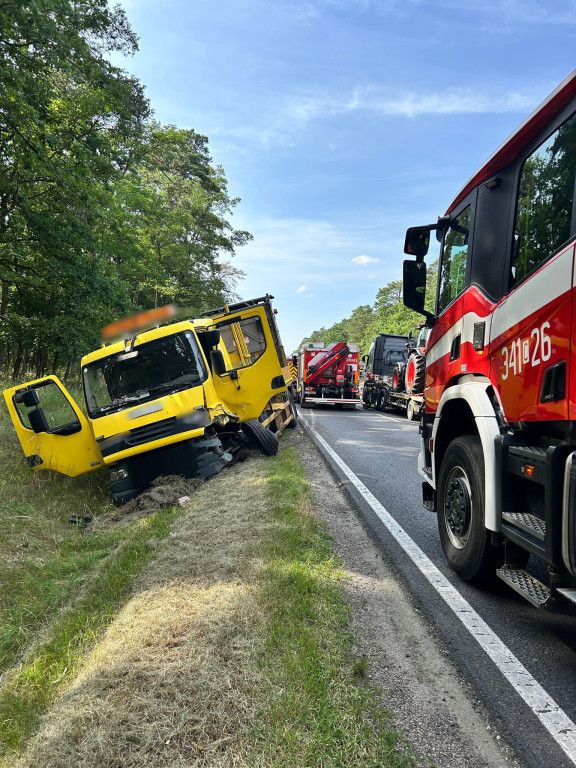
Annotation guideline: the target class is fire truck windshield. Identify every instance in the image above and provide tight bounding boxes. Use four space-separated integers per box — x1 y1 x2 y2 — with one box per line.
83 330 208 418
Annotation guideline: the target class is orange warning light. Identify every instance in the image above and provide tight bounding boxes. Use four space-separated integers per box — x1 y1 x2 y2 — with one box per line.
524 465 535 478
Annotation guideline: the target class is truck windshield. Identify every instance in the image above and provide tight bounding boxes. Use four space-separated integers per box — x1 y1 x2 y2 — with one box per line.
83 330 208 418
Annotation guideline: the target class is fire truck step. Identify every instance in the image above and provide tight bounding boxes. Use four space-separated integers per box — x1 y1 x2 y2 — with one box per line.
496 566 551 608
501 511 546 540
555 588 576 606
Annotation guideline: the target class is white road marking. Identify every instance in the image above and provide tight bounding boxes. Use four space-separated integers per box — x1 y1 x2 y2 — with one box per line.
301 417 576 765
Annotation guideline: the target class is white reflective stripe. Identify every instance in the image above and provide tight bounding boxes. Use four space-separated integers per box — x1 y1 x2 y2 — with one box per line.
426 316 463 366
302 418 576 765
426 312 489 366
490 246 574 342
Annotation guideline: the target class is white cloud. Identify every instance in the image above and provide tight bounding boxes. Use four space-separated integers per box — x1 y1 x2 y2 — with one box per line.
305 293 316 299
297 285 307 293
352 254 379 265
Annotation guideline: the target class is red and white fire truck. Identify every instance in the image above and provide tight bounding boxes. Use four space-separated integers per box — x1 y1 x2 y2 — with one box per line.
403 70 576 608
295 342 361 407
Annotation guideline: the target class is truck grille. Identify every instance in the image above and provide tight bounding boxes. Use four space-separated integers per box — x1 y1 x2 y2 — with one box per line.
125 417 177 446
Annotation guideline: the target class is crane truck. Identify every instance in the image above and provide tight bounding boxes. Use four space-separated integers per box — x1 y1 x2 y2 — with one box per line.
4 295 294 504
402 70 576 609
361 329 427 420
296 342 361 408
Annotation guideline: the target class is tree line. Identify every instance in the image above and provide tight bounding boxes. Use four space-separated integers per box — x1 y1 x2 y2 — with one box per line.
297 263 437 355
1 1 250 380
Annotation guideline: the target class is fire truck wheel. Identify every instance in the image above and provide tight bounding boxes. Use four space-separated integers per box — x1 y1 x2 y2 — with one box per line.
242 419 279 456
437 435 503 585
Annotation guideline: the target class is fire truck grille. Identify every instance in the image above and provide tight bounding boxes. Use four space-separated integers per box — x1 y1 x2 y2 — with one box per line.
126 417 177 446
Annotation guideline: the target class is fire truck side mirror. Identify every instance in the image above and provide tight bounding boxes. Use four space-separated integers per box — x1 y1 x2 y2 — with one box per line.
404 226 430 258
403 260 431 319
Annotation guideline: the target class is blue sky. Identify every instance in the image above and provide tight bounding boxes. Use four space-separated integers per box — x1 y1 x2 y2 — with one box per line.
115 0 576 352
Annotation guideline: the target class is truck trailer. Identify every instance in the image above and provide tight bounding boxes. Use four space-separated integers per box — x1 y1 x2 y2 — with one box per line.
296 342 361 408
4 295 294 504
403 69 576 608
361 330 426 420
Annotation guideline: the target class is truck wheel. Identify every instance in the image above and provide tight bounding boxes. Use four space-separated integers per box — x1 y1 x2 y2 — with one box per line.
376 391 387 411
437 436 503 585
242 419 279 456
405 352 426 395
406 399 416 421
392 363 406 392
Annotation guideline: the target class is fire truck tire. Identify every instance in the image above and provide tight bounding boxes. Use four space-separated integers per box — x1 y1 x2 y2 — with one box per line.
437 435 503 585
242 419 279 456
405 352 426 395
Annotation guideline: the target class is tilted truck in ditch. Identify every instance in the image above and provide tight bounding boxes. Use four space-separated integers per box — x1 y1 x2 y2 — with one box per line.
402 70 576 608
361 329 427 420
295 341 361 408
3 296 295 504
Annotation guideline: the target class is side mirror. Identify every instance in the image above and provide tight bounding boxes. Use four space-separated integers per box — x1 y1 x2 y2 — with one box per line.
404 226 431 259
203 329 221 349
14 389 40 407
29 407 50 433
403 260 434 320
210 349 227 376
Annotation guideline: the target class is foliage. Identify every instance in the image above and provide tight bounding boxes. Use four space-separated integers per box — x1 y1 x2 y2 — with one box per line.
0 1 250 380
298 263 437 355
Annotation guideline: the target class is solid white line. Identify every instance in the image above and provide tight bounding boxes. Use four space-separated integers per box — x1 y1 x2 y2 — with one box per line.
302 418 576 765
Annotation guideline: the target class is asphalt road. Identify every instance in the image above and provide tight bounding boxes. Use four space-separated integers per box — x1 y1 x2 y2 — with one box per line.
298 403 576 768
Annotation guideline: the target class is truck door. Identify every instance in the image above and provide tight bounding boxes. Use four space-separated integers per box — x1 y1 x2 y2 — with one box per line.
208 307 286 421
3 376 103 476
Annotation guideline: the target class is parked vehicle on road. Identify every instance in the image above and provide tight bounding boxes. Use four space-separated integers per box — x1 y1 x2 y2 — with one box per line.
403 70 576 608
361 329 427 420
296 342 361 408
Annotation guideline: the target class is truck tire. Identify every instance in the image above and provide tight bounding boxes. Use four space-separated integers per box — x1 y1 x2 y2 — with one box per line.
392 363 406 392
405 352 426 395
437 435 503 585
376 390 388 411
406 399 416 421
299 392 312 408
242 419 279 456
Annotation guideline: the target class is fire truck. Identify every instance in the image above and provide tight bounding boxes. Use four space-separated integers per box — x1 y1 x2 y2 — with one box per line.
4 296 294 504
402 70 576 608
296 342 361 408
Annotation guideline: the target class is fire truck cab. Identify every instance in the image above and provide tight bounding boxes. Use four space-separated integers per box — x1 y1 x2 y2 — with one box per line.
403 70 576 608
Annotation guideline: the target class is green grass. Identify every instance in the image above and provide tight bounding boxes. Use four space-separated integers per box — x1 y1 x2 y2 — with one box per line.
256 447 413 768
0 386 187 758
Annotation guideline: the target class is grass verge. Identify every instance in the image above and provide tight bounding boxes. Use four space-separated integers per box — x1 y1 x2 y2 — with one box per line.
2 402 413 766
254 445 412 767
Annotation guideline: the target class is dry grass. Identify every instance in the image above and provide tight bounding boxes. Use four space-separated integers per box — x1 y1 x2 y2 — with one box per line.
13 456 271 768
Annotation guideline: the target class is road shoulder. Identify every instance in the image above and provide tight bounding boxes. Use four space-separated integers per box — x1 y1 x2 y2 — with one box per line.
291 424 523 768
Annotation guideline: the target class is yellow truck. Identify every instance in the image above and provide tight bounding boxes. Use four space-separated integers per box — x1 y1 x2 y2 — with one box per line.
3 295 295 503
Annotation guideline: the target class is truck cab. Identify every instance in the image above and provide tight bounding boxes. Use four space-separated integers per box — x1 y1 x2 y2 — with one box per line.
403 70 576 607
4 296 290 503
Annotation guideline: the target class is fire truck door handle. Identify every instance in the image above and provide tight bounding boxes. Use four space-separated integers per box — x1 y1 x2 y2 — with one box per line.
449 334 461 362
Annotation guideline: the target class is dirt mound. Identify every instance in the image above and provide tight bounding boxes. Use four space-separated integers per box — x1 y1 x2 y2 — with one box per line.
93 475 204 529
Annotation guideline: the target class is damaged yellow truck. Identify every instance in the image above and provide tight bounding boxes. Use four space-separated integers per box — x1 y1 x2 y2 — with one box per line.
3 296 295 503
